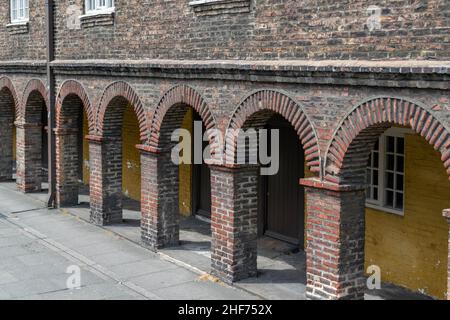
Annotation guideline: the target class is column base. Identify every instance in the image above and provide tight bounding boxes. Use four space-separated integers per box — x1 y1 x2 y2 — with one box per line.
56 188 79 207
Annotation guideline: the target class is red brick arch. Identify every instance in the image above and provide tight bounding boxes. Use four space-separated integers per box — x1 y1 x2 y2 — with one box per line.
0 76 20 117
56 80 95 134
97 81 149 141
20 79 49 120
148 85 217 150
324 96 450 183
226 89 321 173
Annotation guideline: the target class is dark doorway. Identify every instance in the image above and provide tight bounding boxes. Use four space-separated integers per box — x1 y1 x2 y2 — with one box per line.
41 106 48 182
192 111 212 219
77 107 84 182
261 115 305 247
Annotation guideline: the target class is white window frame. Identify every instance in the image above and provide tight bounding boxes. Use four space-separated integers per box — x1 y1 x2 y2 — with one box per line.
365 127 411 216
85 0 115 15
10 0 29 24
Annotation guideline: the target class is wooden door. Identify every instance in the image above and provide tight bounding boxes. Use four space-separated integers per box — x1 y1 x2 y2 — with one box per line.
264 115 305 247
192 112 212 218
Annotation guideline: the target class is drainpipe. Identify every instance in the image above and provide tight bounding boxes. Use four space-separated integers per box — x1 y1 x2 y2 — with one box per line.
45 0 56 208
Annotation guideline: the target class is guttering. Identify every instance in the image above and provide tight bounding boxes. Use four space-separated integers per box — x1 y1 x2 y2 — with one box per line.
45 0 56 208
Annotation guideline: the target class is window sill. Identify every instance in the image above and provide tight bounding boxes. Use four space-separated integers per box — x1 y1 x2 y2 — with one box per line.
79 9 115 28
366 202 404 216
6 21 29 35
189 0 251 16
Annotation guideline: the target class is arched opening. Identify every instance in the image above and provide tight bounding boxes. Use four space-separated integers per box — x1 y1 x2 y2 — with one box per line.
0 86 16 181
311 97 450 300
17 90 48 193
363 126 449 299
91 96 142 228
209 90 319 288
143 102 215 262
221 109 308 290
56 94 90 207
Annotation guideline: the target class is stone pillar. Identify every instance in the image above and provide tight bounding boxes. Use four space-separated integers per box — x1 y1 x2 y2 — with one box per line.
444 209 450 301
210 165 258 284
55 128 80 206
88 135 122 225
139 145 180 250
301 178 366 300
0 122 14 181
15 121 43 193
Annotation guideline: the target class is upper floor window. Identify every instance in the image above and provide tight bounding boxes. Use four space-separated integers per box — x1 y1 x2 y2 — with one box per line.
366 127 408 215
10 0 29 23
86 0 115 14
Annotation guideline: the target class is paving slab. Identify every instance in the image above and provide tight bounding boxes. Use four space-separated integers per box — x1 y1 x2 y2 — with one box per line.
0 182 436 300
0 183 258 300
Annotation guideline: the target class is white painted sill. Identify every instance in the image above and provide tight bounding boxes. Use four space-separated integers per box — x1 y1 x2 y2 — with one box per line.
7 20 29 27
6 20 29 34
189 0 224 5
79 7 115 20
366 202 405 216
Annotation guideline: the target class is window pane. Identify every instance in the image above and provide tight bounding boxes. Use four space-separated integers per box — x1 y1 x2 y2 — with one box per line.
19 0 23 18
373 187 378 200
88 0 95 11
367 153 372 166
386 136 395 153
396 174 404 191
386 154 395 171
373 169 378 185
395 193 403 210
386 172 394 189
396 155 404 173
385 190 394 207
397 137 404 154
373 152 379 168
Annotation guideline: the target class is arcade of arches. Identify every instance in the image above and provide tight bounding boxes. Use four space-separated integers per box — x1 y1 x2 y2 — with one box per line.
1 78 449 300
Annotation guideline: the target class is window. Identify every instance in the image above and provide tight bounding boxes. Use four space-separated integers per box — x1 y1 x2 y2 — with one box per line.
366 128 408 215
86 0 114 13
10 0 29 23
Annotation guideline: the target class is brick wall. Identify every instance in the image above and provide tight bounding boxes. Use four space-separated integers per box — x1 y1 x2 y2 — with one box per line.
0 1 46 61
47 0 450 61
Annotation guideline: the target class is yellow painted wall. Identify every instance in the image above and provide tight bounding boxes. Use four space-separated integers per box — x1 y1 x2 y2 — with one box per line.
365 133 450 299
82 112 90 185
122 104 141 201
179 109 193 217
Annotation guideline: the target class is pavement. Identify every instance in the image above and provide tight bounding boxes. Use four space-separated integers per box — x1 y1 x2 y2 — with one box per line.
0 182 257 300
0 182 433 300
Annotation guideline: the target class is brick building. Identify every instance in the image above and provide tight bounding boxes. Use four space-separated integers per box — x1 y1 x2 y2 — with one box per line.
0 0 449 299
